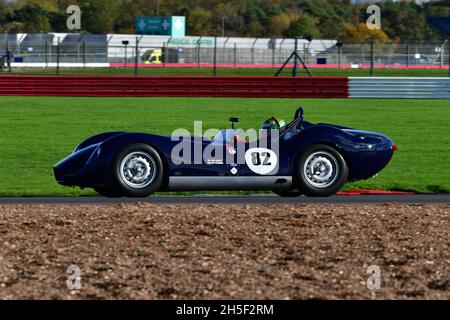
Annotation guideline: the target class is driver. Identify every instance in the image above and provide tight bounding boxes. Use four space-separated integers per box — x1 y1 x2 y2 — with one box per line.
261 117 286 132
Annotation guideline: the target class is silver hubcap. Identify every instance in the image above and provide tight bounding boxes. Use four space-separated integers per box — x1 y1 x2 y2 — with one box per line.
120 152 156 189
303 151 339 188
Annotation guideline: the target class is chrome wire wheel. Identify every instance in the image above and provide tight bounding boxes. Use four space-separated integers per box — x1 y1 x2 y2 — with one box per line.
303 151 339 189
119 152 156 189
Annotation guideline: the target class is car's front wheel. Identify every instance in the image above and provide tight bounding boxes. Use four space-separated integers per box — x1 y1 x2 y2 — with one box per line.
297 144 348 197
111 143 164 198
94 186 123 198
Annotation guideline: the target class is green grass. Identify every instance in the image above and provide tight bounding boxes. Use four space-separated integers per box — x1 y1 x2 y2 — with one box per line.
8 67 450 77
0 96 449 196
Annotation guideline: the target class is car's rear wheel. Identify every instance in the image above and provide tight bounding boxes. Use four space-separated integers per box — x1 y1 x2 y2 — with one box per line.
297 144 348 197
112 143 163 198
273 189 303 197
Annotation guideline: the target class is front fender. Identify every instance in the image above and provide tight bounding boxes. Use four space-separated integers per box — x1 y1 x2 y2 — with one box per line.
75 132 128 152
94 133 175 166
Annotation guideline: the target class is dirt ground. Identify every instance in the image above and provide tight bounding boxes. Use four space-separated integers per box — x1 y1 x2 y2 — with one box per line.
0 203 448 300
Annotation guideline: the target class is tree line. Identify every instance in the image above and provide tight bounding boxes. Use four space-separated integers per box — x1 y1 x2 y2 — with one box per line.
0 0 443 42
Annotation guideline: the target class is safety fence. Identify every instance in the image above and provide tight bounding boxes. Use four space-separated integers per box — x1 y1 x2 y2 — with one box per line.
1 34 449 75
0 75 449 98
349 77 450 99
0 75 349 98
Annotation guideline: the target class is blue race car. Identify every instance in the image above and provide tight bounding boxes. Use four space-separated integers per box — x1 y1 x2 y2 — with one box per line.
54 107 396 198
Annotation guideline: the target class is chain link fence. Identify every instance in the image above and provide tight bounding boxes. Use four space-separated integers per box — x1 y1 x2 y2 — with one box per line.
0 34 449 75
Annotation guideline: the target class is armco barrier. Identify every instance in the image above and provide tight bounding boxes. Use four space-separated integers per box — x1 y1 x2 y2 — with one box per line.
0 75 349 98
349 77 450 99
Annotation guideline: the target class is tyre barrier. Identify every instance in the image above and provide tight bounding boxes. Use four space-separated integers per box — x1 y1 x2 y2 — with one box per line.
0 75 348 98
1 75 449 98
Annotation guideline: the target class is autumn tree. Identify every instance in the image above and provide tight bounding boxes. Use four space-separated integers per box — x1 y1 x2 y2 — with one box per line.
343 23 390 44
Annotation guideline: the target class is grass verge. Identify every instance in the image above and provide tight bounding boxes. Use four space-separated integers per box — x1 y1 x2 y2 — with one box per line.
0 96 448 196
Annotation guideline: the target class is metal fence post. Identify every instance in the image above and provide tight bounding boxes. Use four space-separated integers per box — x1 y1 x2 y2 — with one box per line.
303 43 307 66
448 40 450 77
370 37 374 77
45 41 48 68
251 38 257 65
338 45 342 68
272 43 275 69
406 44 409 68
124 44 128 69
134 36 139 76
213 36 217 76
77 42 80 64
82 41 86 68
163 42 166 68
233 43 237 68
293 38 298 77
197 38 201 68
56 38 60 75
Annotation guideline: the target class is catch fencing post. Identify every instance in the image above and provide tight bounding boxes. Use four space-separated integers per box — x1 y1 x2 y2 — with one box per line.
293 38 298 77
272 42 275 69
6 39 11 73
56 38 60 75
234 43 237 68
303 43 307 66
251 38 257 65
406 44 409 68
448 40 450 77
197 37 201 68
370 36 374 77
82 41 86 68
45 41 48 68
213 36 217 76
134 36 139 76
336 42 343 69
163 42 166 68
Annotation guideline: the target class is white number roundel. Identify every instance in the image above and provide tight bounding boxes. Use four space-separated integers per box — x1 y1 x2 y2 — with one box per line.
245 148 278 175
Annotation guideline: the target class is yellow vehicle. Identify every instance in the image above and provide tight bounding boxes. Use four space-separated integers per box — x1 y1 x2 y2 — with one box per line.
142 49 162 64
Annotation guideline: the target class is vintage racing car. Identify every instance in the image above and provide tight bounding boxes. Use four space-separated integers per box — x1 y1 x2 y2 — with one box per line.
54 107 396 198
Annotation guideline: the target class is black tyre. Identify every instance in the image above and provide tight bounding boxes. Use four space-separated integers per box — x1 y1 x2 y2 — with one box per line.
273 189 303 197
296 144 348 197
94 186 123 198
112 143 164 198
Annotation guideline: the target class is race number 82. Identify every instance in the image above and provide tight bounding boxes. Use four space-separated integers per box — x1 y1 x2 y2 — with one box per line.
245 148 278 175
251 151 271 166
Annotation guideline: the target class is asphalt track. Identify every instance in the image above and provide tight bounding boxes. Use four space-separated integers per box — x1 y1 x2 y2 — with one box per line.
0 194 449 205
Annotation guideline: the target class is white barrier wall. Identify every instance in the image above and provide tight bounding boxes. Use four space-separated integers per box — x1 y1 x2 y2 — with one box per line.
349 77 450 99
